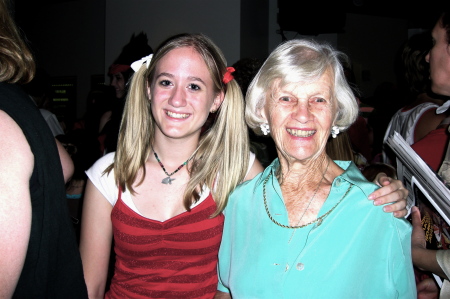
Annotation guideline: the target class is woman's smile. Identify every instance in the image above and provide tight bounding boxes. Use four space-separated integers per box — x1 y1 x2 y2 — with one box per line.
286 128 316 138
166 110 190 119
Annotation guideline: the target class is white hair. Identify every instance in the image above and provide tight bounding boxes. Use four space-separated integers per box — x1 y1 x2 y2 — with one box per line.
246 38 358 134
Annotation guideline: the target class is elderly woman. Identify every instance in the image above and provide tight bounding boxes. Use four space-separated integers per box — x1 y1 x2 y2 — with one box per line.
216 39 416 298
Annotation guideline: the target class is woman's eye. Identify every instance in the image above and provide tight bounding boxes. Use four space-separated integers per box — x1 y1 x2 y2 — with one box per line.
188 84 201 91
315 98 326 103
159 80 171 86
279 96 291 102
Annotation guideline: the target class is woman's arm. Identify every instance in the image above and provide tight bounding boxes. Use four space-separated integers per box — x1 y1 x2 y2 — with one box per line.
55 138 74 183
369 172 408 218
98 110 112 133
0 111 33 298
79 179 114 299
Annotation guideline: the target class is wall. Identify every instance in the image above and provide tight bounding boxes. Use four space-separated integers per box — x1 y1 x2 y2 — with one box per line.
15 0 433 119
105 0 241 77
16 0 242 119
15 0 106 120
266 7 410 98
338 13 408 97
239 0 269 60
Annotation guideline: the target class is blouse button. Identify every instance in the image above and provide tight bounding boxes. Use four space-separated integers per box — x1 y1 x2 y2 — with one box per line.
335 178 342 187
296 263 304 271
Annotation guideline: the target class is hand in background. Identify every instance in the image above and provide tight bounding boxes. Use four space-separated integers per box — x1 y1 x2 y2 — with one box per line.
411 206 446 278
412 206 427 254
417 278 439 299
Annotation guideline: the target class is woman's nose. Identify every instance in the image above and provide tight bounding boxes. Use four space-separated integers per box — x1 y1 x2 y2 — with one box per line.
292 102 312 123
168 86 187 107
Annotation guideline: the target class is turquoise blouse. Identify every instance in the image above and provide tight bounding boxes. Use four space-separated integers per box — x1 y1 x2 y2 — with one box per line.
217 159 416 298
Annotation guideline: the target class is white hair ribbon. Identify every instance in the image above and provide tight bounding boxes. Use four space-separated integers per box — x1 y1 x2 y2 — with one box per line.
131 54 153 72
436 100 450 114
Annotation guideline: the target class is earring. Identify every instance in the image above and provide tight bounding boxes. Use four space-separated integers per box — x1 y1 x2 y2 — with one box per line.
331 126 340 138
260 123 270 135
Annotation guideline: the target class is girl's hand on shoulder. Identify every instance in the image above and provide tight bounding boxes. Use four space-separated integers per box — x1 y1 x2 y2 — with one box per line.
368 172 408 218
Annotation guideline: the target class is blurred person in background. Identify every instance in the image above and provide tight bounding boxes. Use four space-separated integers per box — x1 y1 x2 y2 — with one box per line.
0 0 87 297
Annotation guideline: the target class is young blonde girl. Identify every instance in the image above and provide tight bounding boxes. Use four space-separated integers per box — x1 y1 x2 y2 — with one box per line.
80 33 263 299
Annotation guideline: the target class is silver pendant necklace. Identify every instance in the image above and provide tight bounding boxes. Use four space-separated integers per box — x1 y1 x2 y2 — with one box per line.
153 145 200 185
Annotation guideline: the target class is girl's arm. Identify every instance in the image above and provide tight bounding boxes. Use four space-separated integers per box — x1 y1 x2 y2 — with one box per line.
79 179 114 299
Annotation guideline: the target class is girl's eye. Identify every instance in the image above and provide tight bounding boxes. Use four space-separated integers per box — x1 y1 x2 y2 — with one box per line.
188 84 201 91
159 80 171 86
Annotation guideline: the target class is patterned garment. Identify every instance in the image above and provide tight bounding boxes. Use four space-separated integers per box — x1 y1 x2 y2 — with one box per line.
106 191 224 299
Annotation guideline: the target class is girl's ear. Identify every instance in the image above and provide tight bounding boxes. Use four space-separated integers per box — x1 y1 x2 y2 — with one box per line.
146 82 151 101
211 91 224 113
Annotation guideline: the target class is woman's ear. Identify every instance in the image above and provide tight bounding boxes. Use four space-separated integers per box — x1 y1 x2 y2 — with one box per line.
332 114 339 127
211 91 225 113
259 105 269 123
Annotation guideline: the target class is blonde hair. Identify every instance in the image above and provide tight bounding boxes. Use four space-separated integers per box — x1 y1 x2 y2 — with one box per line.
246 38 358 134
107 33 249 216
0 0 35 84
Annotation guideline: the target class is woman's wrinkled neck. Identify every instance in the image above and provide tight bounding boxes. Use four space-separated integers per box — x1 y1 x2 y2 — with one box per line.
277 153 329 185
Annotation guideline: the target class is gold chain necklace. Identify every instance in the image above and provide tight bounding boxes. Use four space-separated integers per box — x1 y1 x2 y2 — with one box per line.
263 170 352 230
286 159 330 242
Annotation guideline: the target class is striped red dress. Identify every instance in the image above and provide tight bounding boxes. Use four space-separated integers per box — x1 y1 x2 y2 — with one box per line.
105 191 224 299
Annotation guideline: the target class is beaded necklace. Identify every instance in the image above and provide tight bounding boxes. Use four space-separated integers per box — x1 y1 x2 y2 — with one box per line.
153 145 200 185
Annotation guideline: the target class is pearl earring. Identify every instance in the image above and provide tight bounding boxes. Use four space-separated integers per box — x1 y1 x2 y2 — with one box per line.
260 123 270 135
331 126 340 138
